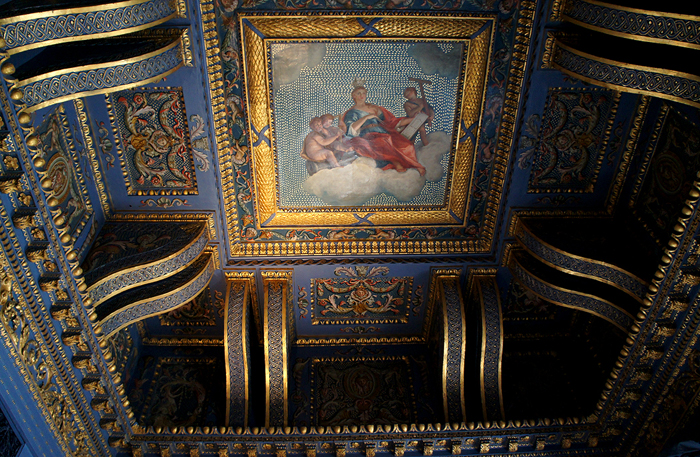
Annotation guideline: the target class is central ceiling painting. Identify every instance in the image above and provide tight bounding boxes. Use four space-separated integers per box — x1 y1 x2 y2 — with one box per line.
271 39 461 209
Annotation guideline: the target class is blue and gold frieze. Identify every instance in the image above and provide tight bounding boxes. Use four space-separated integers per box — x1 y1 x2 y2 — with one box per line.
0 0 184 55
563 0 700 50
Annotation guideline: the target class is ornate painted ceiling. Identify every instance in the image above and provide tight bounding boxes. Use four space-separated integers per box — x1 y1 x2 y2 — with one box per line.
0 0 699 456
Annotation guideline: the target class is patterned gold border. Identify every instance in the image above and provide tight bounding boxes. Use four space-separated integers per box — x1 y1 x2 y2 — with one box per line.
108 211 217 240
141 336 223 346
74 98 111 217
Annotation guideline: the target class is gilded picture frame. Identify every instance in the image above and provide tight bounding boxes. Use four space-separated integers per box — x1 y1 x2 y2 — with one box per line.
239 13 495 229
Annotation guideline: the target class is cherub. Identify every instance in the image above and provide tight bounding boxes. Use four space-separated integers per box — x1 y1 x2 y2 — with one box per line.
319 113 353 154
301 117 341 167
403 86 434 145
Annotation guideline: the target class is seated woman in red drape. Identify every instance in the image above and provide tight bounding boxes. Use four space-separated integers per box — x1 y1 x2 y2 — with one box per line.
339 82 426 176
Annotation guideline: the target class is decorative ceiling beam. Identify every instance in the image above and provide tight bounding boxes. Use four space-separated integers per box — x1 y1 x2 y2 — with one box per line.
224 272 255 428
84 221 209 308
472 275 505 423
99 252 214 337
514 218 648 302
1 30 190 113
544 36 700 109
509 250 635 331
436 272 467 424
262 270 292 428
562 0 700 50
0 0 186 55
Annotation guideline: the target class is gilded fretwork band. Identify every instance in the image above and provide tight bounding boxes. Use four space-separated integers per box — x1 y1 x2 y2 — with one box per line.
263 272 291 427
551 40 700 109
11 36 184 113
101 253 215 337
563 0 700 50
439 276 467 423
0 0 180 55
515 220 648 302
475 276 505 422
509 253 634 331
225 279 251 427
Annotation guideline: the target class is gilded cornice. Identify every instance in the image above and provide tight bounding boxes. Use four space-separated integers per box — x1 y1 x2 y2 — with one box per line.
590 177 700 444
0 88 122 453
563 0 700 50
0 0 181 55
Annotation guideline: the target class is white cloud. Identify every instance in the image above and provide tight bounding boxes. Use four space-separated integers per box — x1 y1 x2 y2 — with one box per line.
417 131 451 182
302 132 450 206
